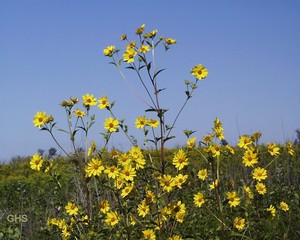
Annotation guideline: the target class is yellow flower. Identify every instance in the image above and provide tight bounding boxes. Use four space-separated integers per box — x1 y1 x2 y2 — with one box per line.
61 225 71 239
171 201 186 223
121 183 134 198
208 145 221 157
174 174 188 189
121 164 136 182
60 100 73 107
238 135 252 149
252 167 267 181
187 136 196 148
197 169 208 181
145 190 156 204
70 96 79 104
213 117 222 129
114 178 124 191
99 200 110 214
209 179 219 190
172 149 188 170
169 235 182 240
58 219 67 229
147 118 159 128
82 94 97 108
135 116 147 128
123 48 137 63
120 34 127 40
104 165 120 179
136 24 145 35
129 213 136 226
103 45 116 57
280 201 289 212
251 131 262 141
33 111 49 128
30 153 43 171
160 205 172 221
87 140 96 156
202 134 213 143
233 217 245 231
158 174 175 192
129 146 146 169
144 29 157 38
138 44 150 53
117 153 131 166
225 145 235 154
142 229 156 240
104 117 119 132
191 64 208 80
255 182 267 195
227 191 241 208
213 118 224 140
50 217 59 226
98 96 110 109
214 127 225 140
243 186 254 199
127 41 136 48
105 211 119 227
267 142 280 156
85 158 105 177
242 148 258 167
194 192 205 208
267 205 276 217
137 199 149 218
74 109 85 118
129 146 143 159
65 202 79 216
164 38 176 45
285 141 294 155
80 215 89 225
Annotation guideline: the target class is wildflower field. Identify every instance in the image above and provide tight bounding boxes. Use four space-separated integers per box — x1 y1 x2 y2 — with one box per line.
1 25 300 240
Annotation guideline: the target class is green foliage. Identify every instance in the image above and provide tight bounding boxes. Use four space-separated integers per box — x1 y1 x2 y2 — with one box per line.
4 25 300 239
1 146 300 239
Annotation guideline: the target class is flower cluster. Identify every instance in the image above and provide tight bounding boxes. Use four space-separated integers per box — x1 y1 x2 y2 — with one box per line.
31 24 296 240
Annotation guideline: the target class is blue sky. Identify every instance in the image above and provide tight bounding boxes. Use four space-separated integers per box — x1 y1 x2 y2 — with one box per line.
1 0 299 161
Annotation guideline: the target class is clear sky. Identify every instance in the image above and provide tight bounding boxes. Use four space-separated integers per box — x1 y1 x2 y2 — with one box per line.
1 0 300 162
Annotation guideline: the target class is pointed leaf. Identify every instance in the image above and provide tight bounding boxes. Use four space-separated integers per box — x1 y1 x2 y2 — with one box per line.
139 65 146 71
156 88 166 94
145 108 158 112
164 136 176 142
147 62 152 71
153 68 165 79
57 128 69 134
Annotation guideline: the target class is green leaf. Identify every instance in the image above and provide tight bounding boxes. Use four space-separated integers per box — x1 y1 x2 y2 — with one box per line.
57 128 69 134
183 129 196 138
126 65 135 70
147 62 152 71
139 65 146 71
185 91 191 98
153 68 165 79
88 121 95 129
156 88 166 94
165 124 173 131
191 83 197 89
184 80 191 85
109 61 117 67
164 136 175 142
145 108 157 112
72 129 78 137
90 114 95 121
